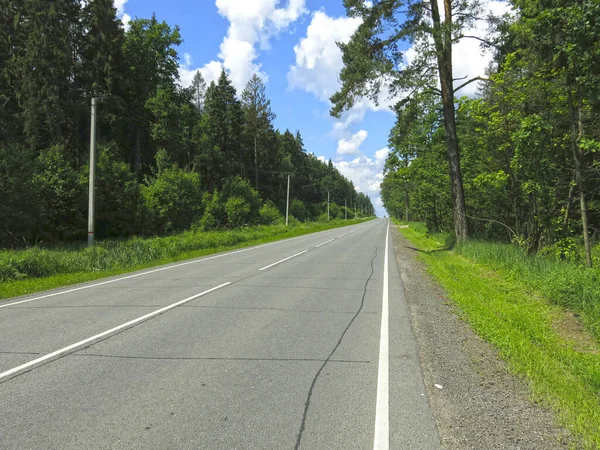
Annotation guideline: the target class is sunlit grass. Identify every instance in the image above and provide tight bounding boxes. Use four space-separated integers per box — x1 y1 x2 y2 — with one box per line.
394 220 600 449
0 219 370 300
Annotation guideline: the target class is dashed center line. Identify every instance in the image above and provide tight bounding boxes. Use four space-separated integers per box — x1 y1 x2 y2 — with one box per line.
0 282 231 382
315 239 335 248
258 250 308 272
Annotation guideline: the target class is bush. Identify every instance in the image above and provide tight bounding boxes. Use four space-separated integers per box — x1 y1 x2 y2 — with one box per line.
223 177 261 224
0 143 40 247
259 201 284 225
34 145 87 242
143 163 202 233
226 196 251 227
199 191 226 230
289 199 307 222
94 144 144 239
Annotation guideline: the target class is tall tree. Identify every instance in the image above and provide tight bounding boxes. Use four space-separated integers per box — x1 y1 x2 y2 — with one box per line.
12 0 81 153
203 70 243 182
241 74 276 191
122 14 182 176
190 70 206 113
331 0 486 241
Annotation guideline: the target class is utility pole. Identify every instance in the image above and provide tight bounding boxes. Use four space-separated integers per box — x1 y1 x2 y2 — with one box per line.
345 199 347 220
327 190 330 221
285 174 290 226
87 97 97 247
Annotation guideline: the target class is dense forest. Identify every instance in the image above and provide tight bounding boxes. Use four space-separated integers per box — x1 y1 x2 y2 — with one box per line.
0 0 374 249
330 0 599 266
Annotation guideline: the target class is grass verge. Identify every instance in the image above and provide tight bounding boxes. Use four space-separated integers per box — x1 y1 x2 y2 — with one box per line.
0 219 370 301
395 220 600 449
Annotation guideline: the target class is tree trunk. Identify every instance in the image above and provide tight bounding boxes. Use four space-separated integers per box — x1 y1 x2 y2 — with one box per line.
254 134 259 191
430 0 468 241
567 84 592 267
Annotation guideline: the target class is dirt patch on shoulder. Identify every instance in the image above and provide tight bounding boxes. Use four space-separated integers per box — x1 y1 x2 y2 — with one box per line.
391 227 573 449
554 311 599 355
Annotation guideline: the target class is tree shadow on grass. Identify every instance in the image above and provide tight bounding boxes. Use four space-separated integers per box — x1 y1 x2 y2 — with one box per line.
405 245 453 254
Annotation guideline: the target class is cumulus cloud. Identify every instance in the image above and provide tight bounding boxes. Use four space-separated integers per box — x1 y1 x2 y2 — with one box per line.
331 147 389 215
179 0 307 90
113 0 131 30
287 11 361 101
337 130 368 156
451 0 512 95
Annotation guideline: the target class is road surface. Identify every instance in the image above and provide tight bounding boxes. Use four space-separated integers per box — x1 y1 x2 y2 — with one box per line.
0 219 439 449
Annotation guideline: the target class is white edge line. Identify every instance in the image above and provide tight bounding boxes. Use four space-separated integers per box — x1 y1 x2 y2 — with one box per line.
315 239 335 248
258 250 308 271
1 225 357 309
374 220 390 450
0 282 232 382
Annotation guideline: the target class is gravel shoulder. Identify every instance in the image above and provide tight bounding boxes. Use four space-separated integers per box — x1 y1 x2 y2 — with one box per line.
391 225 572 450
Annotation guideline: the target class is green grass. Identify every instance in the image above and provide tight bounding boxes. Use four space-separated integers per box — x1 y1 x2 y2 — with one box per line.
394 220 600 449
0 219 370 300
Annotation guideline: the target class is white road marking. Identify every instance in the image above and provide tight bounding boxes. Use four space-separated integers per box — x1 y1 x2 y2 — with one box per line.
337 234 347 238
0 282 231 382
315 239 335 248
374 220 390 450
0 226 360 310
258 250 308 271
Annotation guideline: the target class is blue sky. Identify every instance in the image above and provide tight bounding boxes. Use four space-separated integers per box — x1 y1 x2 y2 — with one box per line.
114 0 507 216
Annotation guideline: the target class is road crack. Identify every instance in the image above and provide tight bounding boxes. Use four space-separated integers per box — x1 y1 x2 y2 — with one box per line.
294 245 378 450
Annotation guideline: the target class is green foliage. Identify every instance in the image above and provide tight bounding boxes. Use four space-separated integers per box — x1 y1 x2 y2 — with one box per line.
0 143 40 247
94 143 143 238
142 161 202 233
0 4 371 249
225 196 251 227
259 201 283 225
34 145 87 242
289 199 307 221
398 222 600 447
198 191 226 231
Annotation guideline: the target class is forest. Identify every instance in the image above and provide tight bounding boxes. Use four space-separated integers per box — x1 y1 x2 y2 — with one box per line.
0 0 374 249
366 0 600 266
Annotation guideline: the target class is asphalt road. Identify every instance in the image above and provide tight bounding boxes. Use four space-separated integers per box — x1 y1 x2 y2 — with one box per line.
0 219 440 449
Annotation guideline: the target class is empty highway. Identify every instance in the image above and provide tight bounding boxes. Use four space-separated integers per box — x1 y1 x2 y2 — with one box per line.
0 219 439 449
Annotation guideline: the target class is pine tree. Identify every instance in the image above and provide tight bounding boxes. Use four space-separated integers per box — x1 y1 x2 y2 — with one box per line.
241 74 276 191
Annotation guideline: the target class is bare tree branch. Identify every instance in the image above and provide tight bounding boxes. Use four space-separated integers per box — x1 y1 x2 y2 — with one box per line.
453 76 489 94
455 35 495 47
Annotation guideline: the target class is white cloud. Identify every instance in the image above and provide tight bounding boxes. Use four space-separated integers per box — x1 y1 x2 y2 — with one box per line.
288 11 361 101
180 0 307 90
337 130 368 156
331 148 389 216
179 55 223 88
451 0 512 96
113 0 130 30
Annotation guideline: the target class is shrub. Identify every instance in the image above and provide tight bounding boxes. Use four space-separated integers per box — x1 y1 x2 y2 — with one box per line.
226 196 251 227
94 144 144 239
289 199 307 222
199 191 226 230
34 145 87 242
223 177 261 224
143 163 202 233
259 201 284 225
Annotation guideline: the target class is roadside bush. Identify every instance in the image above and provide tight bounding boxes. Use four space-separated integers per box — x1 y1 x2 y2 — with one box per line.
259 201 284 225
223 177 260 223
0 143 40 247
226 196 251 227
34 145 87 242
199 191 226 230
94 144 144 238
143 162 202 233
289 199 307 222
